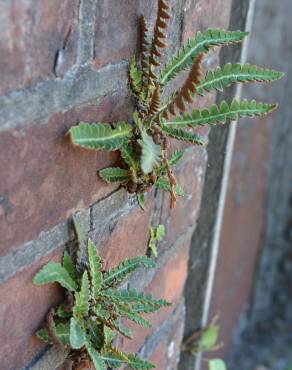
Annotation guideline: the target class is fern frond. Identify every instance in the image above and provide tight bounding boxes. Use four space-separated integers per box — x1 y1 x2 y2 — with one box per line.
68 122 132 151
110 320 133 339
121 145 140 171
161 125 208 146
99 167 131 184
139 131 162 174
147 84 161 116
70 317 87 349
163 54 203 118
86 341 107 370
63 250 77 283
125 354 155 369
156 150 184 175
73 271 90 317
162 99 278 127
130 57 143 96
146 0 171 91
160 29 248 85
140 16 151 88
197 63 285 95
88 239 103 298
101 289 171 310
103 256 156 289
155 176 187 196
33 262 77 292
116 304 151 328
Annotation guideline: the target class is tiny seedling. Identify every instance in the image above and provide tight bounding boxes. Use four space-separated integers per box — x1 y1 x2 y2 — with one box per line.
148 224 166 257
68 0 283 209
33 222 171 369
182 316 226 370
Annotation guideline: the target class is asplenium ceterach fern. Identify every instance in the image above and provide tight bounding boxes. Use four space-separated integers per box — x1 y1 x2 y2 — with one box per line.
33 220 170 370
68 0 283 209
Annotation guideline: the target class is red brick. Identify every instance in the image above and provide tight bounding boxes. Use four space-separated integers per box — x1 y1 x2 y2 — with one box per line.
149 340 168 369
0 0 78 94
92 196 155 270
0 95 132 254
0 249 63 370
160 149 207 251
120 239 191 353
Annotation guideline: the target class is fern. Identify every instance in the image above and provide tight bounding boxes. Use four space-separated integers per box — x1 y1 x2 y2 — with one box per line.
69 122 132 151
160 29 249 85
67 0 283 209
34 224 170 369
99 167 131 184
162 99 278 127
197 63 284 95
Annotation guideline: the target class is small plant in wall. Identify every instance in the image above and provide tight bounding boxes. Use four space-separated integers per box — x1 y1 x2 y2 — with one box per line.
33 223 171 369
68 0 283 209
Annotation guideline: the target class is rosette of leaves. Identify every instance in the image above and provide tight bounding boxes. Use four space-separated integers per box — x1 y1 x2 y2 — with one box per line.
33 238 171 369
68 0 284 209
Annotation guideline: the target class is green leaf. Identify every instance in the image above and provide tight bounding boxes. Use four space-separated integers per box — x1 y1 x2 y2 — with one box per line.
63 250 77 283
121 145 140 171
70 317 86 349
125 354 155 369
139 131 162 174
201 325 219 350
209 359 227 370
36 322 70 345
116 304 151 328
111 320 133 339
155 176 187 197
88 239 103 298
197 63 284 95
163 99 278 127
104 326 116 347
99 167 131 183
137 193 146 210
57 304 71 318
160 29 248 85
33 262 77 292
86 341 107 370
156 224 165 241
130 56 143 95
149 240 158 258
101 289 171 311
161 125 208 146
103 256 156 289
72 215 86 271
156 150 184 176
69 122 132 151
73 271 90 317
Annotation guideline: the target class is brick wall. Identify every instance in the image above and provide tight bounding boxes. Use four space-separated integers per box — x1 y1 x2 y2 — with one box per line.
0 1 232 369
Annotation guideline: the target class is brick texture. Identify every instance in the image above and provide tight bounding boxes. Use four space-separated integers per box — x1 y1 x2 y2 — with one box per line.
0 0 233 369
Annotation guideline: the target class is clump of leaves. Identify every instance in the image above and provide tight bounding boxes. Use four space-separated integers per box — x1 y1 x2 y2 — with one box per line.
148 224 166 257
33 233 171 369
68 0 283 209
181 316 226 370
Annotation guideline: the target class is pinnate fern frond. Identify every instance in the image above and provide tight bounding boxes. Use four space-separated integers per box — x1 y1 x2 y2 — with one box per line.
101 288 171 310
88 239 103 298
156 150 184 176
160 29 248 86
116 304 151 328
155 176 187 197
73 271 90 317
86 341 107 370
33 262 77 292
140 16 151 88
197 63 285 95
121 145 140 171
69 122 132 151
99 167 131 184
102 256 156 289
163 99 278 127
70 317 87 349
161 125 208 146
147 84 161 116
163 54 204 118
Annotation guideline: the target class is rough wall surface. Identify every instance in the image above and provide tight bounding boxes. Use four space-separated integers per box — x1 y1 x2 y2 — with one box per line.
0 1 232 369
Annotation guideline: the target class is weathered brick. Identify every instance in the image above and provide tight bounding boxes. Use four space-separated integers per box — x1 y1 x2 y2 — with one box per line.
0 95 131 254
0 0 79 94
94 0 182 68
120 239 191 354
90 193 155 270
0 248 64 370
160 148 207 252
